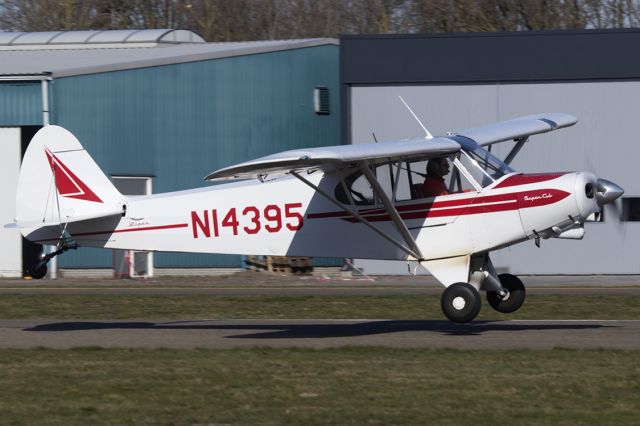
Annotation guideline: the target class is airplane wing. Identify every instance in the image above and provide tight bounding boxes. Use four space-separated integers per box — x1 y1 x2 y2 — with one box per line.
205 137 460 181
455 113 577 146
205 113 576 182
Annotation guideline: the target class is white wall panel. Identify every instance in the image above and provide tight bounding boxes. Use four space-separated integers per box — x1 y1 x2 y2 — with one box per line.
0 128 22 277
351 82 640 274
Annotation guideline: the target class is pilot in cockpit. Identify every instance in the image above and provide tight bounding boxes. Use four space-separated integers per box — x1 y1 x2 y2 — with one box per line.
422 156 451 198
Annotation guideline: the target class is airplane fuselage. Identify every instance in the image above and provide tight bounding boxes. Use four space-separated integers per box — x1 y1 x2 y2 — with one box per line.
44 170 595 269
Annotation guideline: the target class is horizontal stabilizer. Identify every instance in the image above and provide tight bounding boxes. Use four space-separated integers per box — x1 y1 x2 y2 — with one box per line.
6 209 123 230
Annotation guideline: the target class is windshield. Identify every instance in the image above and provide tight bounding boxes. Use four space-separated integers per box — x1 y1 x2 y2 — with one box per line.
333 142 516 206
458 145 514 186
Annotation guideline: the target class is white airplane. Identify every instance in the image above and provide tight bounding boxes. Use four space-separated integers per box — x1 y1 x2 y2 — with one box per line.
6 111 623 323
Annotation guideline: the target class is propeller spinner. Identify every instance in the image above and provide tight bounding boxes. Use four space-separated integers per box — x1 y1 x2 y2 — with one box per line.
595 179 624 207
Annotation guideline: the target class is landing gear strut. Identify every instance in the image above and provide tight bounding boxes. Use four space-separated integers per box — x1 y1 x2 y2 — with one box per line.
28 242 78 279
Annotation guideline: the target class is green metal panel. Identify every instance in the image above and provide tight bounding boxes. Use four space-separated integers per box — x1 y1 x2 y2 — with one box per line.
52 45 340 268
0 82 42 125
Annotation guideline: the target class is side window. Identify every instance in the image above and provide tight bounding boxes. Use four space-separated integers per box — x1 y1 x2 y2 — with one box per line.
396 160 427 202
388 162 413 201
396 156 478 201
335 170 374 205
335 164 401 206
350 172 374 205
334 155 481 206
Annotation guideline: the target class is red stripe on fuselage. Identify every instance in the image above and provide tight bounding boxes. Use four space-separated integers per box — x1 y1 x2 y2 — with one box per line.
307 194 486 219
493 173 566 189
73 223 189 237
308 189 571 223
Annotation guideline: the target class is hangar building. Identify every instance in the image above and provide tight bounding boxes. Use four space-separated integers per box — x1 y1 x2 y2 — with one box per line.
341 29 639 275
0 29 339 277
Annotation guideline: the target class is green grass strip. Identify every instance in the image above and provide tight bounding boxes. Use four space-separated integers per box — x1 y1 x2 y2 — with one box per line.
0 347 638 425
0 294 638 320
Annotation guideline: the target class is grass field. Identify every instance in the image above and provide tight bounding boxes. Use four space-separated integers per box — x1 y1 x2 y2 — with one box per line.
0 294 638 320
1 347 639 426
1 291 638 425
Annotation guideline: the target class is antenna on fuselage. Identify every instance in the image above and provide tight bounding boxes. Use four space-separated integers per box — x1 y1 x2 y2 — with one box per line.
398 96 433 140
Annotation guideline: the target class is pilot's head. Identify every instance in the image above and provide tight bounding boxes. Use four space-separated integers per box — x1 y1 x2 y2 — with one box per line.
426 157 450 178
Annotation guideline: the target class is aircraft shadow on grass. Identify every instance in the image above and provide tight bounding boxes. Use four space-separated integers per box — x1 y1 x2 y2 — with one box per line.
24 320 611 339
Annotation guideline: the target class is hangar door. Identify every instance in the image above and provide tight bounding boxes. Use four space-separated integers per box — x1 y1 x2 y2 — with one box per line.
350 82 639 274
0 128 22 277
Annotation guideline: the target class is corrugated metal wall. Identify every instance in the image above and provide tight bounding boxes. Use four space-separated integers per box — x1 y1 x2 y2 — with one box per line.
51 45 340 268
350 83 639 274
0 82 42 125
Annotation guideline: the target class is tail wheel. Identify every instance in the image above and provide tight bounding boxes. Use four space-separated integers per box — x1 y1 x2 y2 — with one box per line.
28 264 48 280
486 273 526 313
441 282 481 323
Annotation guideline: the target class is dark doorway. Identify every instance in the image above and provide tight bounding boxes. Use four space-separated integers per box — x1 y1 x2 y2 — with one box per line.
21 126 43 277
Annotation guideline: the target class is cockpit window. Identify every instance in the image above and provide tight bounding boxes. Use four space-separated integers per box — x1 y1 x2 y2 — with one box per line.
333 145 514 206
335 156 473 205
335 170 375 205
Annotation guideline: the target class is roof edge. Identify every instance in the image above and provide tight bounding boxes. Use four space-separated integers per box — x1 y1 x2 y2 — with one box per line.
339 27 640 40
0 73 50 81
51 38 339 78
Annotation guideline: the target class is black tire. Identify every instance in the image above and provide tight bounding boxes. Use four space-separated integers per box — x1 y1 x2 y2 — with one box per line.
440 282 482 323
486 273 526 313
29 264 48 280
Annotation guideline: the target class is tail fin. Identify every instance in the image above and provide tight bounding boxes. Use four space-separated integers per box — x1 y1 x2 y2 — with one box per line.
14 125 124 234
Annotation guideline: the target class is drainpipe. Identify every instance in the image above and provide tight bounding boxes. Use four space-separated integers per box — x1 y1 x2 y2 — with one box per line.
41 78 50 126
40 78 57 279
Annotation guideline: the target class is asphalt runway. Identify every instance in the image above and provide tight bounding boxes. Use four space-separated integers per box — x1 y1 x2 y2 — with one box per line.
0 319 638 350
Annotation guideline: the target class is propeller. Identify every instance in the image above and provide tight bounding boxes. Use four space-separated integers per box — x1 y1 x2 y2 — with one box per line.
585 153 625 231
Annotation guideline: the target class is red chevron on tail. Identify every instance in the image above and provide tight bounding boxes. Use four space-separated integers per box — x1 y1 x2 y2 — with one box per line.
44 148 103 203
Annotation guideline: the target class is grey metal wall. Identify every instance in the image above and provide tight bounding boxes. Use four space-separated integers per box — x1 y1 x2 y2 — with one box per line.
47 45 339 268
350 83 638 274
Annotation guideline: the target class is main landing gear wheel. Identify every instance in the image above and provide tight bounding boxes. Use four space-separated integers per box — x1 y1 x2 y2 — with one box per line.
441 282 482 323
486 273 526 313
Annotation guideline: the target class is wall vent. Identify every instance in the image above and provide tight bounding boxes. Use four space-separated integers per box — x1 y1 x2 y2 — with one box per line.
314 86 330 115
622 197 640 221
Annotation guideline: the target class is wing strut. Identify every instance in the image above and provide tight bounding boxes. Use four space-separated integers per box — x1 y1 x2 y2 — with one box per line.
503 137 528 165
359 163 424 260
290 171 421 260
